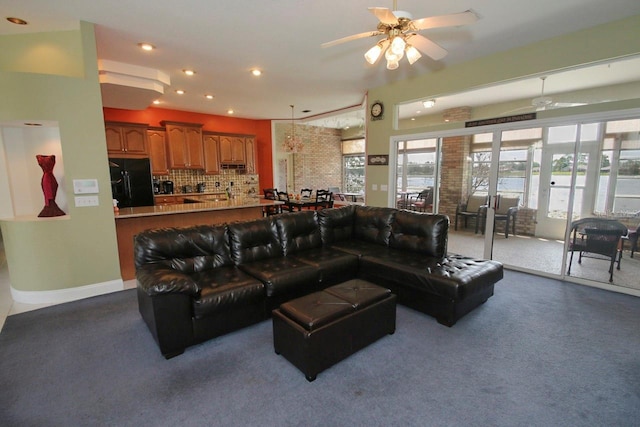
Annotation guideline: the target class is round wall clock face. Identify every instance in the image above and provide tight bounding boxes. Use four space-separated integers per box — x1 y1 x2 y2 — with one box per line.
371 102 384 119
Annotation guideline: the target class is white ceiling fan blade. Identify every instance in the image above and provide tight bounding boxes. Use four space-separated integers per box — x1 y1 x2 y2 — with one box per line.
406 34 448 60
321 31 383 48
369 7 398 25
411 10 478 30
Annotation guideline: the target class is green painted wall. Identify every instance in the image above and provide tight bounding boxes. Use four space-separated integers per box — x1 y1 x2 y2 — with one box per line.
365 14 640 207
0 22 120 292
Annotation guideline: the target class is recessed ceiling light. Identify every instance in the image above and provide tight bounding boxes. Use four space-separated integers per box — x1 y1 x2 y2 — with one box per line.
422 99 436 108
153 100 161 105
205 94 214 100
411 118 416 121
175 89 185 95
183 69 195 76
7 17 28 25
227 109 234 115
251 69 262 76
138 42 155 51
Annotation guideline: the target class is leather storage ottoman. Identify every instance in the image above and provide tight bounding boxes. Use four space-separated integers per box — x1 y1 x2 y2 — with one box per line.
272 279 396 381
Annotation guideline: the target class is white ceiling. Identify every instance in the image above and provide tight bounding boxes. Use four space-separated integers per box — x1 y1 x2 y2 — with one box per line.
3 0 640 126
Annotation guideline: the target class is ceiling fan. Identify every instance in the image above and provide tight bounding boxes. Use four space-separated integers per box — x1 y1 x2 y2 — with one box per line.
321 0 478 70
507 76 587 114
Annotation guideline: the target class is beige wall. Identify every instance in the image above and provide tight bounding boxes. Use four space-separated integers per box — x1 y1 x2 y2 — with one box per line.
365 14 640 208
0 22 121 296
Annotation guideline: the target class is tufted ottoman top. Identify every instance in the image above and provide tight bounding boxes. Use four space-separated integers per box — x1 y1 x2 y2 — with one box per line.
280 291 353 331
324 279 391 309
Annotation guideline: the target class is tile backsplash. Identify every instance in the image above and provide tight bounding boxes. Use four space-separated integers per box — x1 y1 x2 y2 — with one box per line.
154 169 259 196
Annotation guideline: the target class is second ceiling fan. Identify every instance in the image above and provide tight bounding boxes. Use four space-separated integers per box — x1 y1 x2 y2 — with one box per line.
322 1 478 69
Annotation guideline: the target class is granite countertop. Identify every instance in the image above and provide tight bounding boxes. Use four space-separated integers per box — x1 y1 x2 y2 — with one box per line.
115 197 281 219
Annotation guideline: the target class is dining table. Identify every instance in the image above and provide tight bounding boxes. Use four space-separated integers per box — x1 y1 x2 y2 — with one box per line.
335 192 362 202
284 197 319 211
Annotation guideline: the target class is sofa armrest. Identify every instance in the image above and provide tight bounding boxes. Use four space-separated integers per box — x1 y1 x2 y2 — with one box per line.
136 265 200 297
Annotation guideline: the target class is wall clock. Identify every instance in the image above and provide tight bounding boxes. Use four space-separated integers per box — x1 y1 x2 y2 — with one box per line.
370 101 384 120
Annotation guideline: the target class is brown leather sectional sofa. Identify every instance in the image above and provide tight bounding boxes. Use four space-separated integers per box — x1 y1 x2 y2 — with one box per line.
134 205 503 358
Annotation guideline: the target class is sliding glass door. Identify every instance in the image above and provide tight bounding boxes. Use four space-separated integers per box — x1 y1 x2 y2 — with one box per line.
397 113 640 291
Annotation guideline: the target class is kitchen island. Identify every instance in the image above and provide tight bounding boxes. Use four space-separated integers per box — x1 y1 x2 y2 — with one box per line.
114 197 282 280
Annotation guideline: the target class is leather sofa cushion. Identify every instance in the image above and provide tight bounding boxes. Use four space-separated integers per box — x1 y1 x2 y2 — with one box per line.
192 267 265 319
390 211 449 258
352 206 396 245
323 279 391 309
330 239 386 257
279 291 354 331
276 211 322 256
228 217 281 265
239 257 319 297
360 251 503 300
317 205 356 245
291 247 359 284
134 224 232 272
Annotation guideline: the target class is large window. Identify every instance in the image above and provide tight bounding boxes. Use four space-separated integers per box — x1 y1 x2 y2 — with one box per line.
396 138 437 192
471 129 541 206
342 139 365 193
597 119 640 215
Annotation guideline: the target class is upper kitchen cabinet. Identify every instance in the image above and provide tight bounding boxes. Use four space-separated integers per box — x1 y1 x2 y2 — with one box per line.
105 122 149 157
219 136 246 164
147 128 169 175
244 136 258 174
203 133 221 175
162 121 204 169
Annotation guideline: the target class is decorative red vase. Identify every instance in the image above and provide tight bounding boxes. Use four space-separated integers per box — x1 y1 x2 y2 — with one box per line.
36 154 66 217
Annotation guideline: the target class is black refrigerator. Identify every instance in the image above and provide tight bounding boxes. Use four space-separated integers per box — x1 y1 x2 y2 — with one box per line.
109 158 155 207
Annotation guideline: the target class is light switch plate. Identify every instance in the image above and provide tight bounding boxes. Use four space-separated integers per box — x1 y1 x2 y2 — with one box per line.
75 195 99 207
73 179 99 194
372 184 378 191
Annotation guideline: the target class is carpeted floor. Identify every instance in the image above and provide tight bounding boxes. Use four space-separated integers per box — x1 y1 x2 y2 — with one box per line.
1 270 639 426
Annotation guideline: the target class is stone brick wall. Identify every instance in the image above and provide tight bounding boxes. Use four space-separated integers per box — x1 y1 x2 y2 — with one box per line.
292 125 342 192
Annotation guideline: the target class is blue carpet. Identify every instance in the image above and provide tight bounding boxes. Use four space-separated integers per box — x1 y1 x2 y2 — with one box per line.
1 270 639 426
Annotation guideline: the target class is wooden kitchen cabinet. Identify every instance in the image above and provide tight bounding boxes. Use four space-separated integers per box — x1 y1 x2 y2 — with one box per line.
203 133 221 175
219 136 246 164
105 122 149 157
147 129 169 175
244 136 258 174
162 121 204 169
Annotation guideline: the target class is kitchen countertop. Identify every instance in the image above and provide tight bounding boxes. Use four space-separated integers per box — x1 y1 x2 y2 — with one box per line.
115 197 281 219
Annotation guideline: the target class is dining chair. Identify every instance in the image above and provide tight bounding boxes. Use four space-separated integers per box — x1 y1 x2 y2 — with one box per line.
315 190 333 210
300 188 313 199
262 188 279 216
277 191 293 212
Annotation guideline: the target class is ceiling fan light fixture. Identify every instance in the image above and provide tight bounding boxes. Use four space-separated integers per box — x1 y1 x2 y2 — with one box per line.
365 44 383 65
386 58 399 70
405 45 421 64
390 36 406 56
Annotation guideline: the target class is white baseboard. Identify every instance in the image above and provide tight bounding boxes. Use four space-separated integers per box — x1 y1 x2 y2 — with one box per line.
10 279 125 305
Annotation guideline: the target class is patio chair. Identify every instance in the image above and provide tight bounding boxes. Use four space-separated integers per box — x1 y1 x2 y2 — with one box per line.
409 188 433 212
567 217 628 282
481 196 519 238
455 194 488 233
315 189 333 210
328 187 343 200
629 224 639 258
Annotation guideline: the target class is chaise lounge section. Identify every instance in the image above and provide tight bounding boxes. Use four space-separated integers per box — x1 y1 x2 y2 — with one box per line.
135 205 503 358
